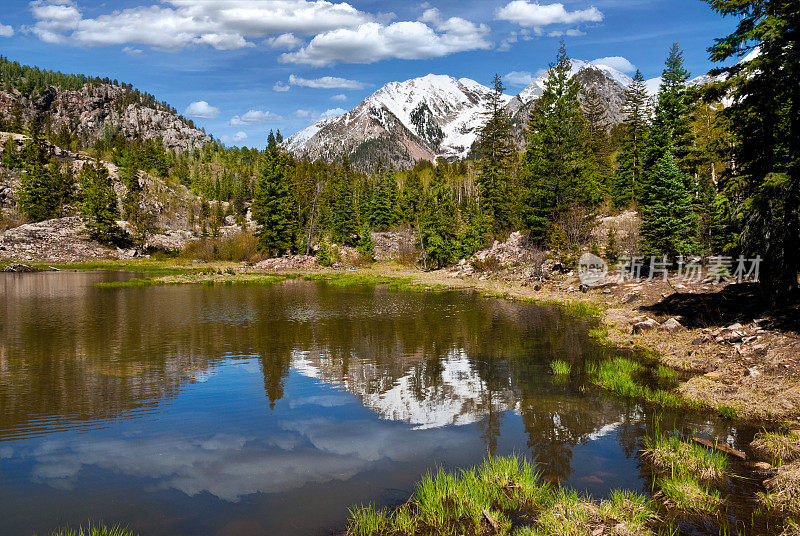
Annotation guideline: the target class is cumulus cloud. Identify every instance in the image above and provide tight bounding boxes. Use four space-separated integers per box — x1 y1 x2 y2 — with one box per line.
330 94 347 102
320 108 347 120
273 81 291 92
0 23 14 38
495 1 603 30
294 109 314 118
266 32 302 50
122 46 143 56
288 74 364 90
28 0 372 50
280 17 491 66
230 109 282 125
503 71 534 87
592 56 635 73
233 131 248 142
185 100 220 119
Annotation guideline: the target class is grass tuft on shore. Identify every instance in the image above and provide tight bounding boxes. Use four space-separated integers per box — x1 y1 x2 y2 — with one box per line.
657 475 723 515
758 461 800 517
49 524 137 536
550 360 571 378
346 455 658 536
642 432 729 484
751 430 800 465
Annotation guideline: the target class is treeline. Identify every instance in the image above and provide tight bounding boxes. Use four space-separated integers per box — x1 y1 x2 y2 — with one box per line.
0 56 198 131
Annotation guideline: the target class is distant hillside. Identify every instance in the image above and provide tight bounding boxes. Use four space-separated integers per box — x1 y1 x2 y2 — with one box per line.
0 56 210 154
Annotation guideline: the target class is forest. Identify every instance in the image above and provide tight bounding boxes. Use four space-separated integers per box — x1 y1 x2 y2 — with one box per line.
1 0 797 297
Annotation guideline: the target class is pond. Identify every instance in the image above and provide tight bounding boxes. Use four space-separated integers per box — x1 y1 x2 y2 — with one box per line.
0 271 755 536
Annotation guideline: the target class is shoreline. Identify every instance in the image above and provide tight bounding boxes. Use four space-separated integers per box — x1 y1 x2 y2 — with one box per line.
13 257 797 426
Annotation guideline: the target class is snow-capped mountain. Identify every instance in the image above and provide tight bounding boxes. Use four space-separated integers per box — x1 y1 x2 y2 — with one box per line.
287 74 512 169
287 61 632 170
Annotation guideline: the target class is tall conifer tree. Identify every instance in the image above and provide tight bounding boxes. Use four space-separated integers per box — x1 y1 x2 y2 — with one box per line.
252 131 297 256
614 70 651 206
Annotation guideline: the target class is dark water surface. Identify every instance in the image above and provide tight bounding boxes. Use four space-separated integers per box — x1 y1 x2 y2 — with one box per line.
0 272 754 536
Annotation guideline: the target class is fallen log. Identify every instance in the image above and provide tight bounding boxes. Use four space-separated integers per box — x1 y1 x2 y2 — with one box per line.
693 437 747 460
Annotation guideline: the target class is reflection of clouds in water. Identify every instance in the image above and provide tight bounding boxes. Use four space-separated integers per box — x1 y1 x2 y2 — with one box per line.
288 394 352 408
1 446 13 458
29 420 468 502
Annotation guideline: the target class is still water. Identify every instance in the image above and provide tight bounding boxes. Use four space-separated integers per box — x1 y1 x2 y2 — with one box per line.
0 271 752 536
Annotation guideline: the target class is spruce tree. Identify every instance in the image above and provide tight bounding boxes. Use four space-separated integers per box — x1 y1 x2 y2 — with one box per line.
329 157 359 245
474 74 516 232
252 131 297 256
79 160 124 244
357 223 375 261
2 137 21 169
523 42 591 242
614 70 650 206
705 0 800 295
18 159 61 222
419 164 457 269
400 170 424 224
640 153 698 257
582 87 614 204
369 170 398 229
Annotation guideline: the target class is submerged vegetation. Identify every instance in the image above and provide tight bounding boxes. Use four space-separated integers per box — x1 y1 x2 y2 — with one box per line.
346 455 660 536
48 525 137 536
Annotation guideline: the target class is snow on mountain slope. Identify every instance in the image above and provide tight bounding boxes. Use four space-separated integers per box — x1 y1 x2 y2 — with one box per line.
287 74 511 168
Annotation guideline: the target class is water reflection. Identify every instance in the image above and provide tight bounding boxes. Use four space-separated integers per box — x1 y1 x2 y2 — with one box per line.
0 272 752 536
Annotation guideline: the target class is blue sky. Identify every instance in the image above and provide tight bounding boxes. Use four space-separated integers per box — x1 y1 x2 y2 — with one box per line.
0 0 737 146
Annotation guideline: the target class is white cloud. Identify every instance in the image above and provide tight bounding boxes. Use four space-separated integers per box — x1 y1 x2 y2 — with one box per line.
294 109 314 118
266 32 302 50
0 23 14 38
280 17 491 66
233 131 248 142
503 71 534 87
122 46 143 56
28 0 372 50
273 81 291 92
230 109 282 125
566 28 586 36
592 56 635 73
185 100 220 119
320 107 347 120
330 94 347 102
288 74 364 90
495 1 603 29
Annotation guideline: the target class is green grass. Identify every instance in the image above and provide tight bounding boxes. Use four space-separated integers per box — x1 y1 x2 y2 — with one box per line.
657 475 723 515
94 274 288 289
48 524 137 536
586 356 704 411
346 455 658 536
719 405 739 420
643 432 729 483
550 360 572 377
45 259 206 276
751 430 800 465
298 273 449 293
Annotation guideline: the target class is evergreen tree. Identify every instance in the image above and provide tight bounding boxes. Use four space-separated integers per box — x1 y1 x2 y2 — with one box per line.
474 74 517 232
419 164 457 269
356 223 375 261
705 0 800 295
614 70 651 206
2 137 21 169
252 131 297 256
79 160 124 244
582 87 614 204
644 44 695 176
523 42 592 242
18 159 62 222
316 234 333 267
400 169 424 224
369 170 398 229
640 153 698 257
329 157 359 245
119 149 154 242
455 190 491 259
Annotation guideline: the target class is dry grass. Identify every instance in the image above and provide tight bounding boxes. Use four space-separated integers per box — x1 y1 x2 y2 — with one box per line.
759 461 800 517
751 431 800 465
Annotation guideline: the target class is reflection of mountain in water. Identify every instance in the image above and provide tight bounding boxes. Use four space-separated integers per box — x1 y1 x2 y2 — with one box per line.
294 349 519 430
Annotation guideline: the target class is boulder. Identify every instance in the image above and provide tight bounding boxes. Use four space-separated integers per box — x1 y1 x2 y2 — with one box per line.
632 318 658 334
659 318 685 332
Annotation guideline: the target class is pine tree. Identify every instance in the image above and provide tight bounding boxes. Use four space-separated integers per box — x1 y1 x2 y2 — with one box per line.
18 159 62 222
523 42 591 242
455 190 490 259
2 137 21 169
79 160 124 244
419 164 457 269
369 170 398 229
356 223 375 261
640 153 698 257
329 157 359 245
582 87 614 204
474 74 517 232
644 44 695 176
705 0 800 295
252 131 297 256
614 70 650 206
400 170 424 224
316 234 333 267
